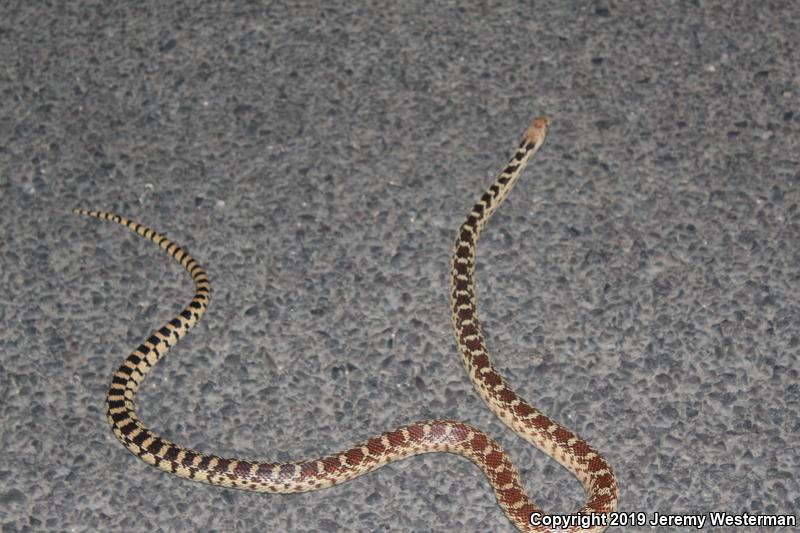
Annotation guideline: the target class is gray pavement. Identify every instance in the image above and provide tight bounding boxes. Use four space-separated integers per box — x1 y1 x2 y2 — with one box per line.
1 2 798 532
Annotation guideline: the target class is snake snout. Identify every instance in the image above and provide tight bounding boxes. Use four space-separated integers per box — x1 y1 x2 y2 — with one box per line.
523 116 551 146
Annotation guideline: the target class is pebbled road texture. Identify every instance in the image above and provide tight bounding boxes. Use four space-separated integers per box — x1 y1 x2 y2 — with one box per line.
1 2 798 532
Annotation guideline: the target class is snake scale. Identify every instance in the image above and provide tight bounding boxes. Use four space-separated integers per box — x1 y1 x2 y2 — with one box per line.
75 117 618 532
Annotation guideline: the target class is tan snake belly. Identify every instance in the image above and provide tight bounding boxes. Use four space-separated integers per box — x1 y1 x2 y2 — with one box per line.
74 116 618 532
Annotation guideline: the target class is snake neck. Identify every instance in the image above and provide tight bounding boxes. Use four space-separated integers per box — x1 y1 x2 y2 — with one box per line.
450 136 542 336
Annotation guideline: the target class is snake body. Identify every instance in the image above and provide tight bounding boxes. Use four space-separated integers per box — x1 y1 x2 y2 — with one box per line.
75 117 618 532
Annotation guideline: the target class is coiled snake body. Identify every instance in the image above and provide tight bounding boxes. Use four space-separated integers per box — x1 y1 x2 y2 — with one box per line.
75 117 618 532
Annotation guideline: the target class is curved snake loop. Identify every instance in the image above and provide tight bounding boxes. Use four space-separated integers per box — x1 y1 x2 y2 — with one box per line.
75 116 618 532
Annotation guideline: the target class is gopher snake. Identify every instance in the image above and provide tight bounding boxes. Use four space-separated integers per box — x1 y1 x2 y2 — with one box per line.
74 117 618 532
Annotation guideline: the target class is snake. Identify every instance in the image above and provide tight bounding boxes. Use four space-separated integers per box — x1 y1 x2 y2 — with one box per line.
74 116 618 532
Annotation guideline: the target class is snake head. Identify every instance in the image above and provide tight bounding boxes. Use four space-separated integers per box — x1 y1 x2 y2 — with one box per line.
523 116 551 147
